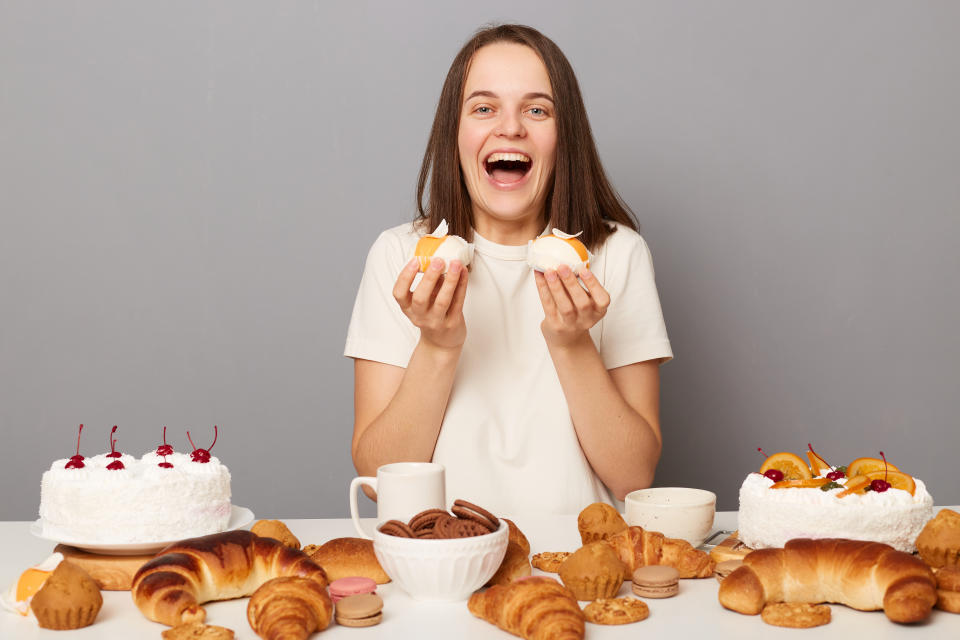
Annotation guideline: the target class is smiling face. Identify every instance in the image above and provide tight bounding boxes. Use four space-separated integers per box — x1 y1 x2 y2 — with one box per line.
458 42 557 243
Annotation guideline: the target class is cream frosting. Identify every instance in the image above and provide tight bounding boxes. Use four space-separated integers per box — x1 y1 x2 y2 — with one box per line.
418 219 474 271
526 229 592 275
737 472 934 553
39 451 231 544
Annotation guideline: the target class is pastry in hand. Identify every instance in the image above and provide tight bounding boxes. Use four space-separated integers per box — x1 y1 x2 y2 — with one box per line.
487 541 532 586
558 542 627 601
916 508 960 569
306 537 390 584
414 219 473 272
29 560 102 630
605 526 715 579
468 576 585 640
577 503 628 544
247 576 332 640
251 520 300 550
527 229 592 275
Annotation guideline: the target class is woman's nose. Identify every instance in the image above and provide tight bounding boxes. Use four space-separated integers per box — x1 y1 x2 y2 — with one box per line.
495 111 525 138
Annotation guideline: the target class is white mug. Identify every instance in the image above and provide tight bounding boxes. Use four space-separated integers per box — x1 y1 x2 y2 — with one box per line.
349 462 446 539
624 487 717 547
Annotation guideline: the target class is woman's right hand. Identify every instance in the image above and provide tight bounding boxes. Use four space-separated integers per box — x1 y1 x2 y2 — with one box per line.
392 256 468 350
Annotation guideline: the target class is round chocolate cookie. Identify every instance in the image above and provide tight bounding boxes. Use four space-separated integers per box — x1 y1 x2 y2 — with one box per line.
379 520 415 538
451 499 499 532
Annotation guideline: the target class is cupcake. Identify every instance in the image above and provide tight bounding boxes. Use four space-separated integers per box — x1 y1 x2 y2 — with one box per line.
577 503 628 544
29 560 102 630
558 542 627 601
917 508 960 569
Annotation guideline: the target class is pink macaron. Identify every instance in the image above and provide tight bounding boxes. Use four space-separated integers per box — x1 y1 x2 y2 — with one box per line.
329 576 377 603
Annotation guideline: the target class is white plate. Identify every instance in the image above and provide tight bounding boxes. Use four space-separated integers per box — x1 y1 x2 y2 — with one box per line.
30 505 255 556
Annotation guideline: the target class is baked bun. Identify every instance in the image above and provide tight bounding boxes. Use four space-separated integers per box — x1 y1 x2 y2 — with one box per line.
916 508 960 569
414 219 473 272
251 519 300 550
577 503 628 544
558 542 627 601
30 560 102 630
504 518 530 555
527 229 592 275
487 541 532 586
306 537 390 584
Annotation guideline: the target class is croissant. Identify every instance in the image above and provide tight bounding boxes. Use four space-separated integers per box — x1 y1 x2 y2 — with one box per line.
718 538 937 623
246 576 332 640
468 576 584 640
131 530 329 626
603 526 715 578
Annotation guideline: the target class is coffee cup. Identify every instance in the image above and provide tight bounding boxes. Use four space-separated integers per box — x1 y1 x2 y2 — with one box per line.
624 487 717 547
349 462 446 539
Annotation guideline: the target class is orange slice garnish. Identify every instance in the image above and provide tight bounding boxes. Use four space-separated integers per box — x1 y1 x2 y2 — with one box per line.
865 470 916 496
806 451 831 476
770 478 832 489
847 457 900 478
836 476 871 498
760 452 813 481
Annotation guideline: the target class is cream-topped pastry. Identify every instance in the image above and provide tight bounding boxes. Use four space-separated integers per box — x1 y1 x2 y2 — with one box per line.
526 228 592 275
0 553 63 617
38 426 231 544
413 219 473 272
737 472 933 553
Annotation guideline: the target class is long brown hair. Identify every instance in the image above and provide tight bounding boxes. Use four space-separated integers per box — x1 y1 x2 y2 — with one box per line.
416 24 637 249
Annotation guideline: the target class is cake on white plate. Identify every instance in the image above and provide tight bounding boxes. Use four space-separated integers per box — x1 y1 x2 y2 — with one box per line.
38 425 231 545
737 447 934 553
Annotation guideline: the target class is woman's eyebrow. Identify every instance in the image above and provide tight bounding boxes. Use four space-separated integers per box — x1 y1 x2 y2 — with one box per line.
464 90 555 103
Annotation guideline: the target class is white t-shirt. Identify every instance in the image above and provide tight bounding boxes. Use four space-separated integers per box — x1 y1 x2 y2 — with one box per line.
344 221 673 515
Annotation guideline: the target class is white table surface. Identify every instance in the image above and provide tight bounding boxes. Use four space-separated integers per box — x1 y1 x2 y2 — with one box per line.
2 510 958 639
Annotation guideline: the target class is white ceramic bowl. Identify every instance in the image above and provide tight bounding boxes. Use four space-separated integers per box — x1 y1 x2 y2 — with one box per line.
625 487 717 547
373 521 509 601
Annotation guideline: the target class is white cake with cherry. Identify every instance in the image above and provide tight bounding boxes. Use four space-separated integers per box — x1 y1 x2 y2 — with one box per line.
737 448 933 553
38 426 231 544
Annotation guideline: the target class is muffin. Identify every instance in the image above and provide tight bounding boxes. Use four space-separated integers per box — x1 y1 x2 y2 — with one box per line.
29 560 102 630
577 502 628 544
558 542 628 601
917 508 960 569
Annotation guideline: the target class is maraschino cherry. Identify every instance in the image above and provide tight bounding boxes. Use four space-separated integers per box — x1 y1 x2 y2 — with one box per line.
106 426 123 458
187 425 217 463
156 426 174 457
158 454 173 469
106 427 125 470
757 448 784 482
870 451 891 493
65 424 86 469
807 443 846 481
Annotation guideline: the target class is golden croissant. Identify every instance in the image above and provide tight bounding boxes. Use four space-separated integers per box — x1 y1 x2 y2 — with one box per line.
603 526 715 578
131 530 328 626
247 576 332 640
468 576 584 640
719 538 937 623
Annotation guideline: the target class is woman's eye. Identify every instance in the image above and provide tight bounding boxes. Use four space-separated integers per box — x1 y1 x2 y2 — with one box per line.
528 107 549 117
475 106 492 114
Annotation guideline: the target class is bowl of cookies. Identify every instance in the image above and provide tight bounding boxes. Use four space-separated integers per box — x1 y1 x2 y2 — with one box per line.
372 500 509 601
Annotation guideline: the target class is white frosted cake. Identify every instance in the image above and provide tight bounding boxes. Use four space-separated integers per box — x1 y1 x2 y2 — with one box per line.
738 472 933 553
39 450 231 544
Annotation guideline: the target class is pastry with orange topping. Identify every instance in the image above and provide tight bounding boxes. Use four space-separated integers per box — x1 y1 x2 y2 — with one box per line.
413 219 473 273
527 228 593 275
0 553 63 617
738 447 933 553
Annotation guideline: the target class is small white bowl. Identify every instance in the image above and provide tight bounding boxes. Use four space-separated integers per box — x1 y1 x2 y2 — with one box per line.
373 521 509 601
625 487 716 547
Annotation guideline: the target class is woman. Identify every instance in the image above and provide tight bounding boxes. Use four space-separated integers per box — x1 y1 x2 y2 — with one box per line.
345 24 672 515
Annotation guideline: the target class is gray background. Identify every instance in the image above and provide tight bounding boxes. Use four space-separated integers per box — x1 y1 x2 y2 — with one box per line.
2 1 958 521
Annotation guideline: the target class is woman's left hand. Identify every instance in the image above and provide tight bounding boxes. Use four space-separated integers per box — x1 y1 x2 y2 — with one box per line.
534 265 610 349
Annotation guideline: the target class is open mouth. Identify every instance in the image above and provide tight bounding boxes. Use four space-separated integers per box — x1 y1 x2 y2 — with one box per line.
484 152 532 184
